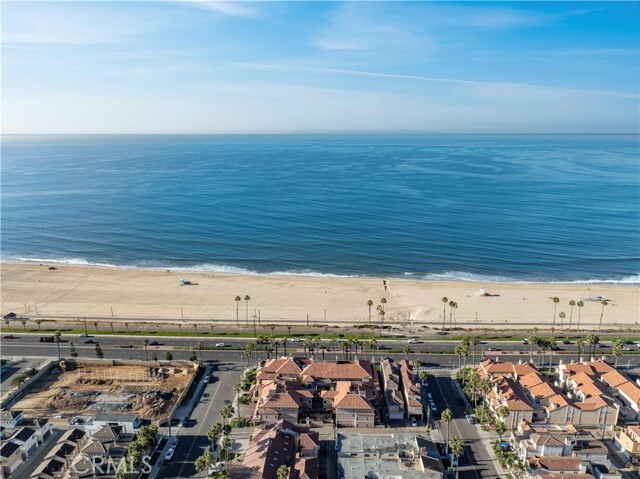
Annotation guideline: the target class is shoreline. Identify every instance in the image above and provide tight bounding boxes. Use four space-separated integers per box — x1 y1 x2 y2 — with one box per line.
1 262 638 330
2 259 638 285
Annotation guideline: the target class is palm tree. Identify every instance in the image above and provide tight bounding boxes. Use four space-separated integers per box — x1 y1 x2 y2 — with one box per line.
576 338 585 360
4 320 10 332
367 300 373 324
419 370 428 384
550 296 560 332
69 342 79 358
568 300 576 331
403 345 411 359
613 339 624 367
449 435 464 478
469 336 479 366
558 312 566 333
448 300 456 330
95 343 104 360
221 435 231 466
277 464 289 479
497 405 510 428
441 296 448 331
235 296 242 327
576 300 584 331
54 331 62 359
196 340 204 359
244 295 251 326
586 333 599 357
380 297 387 312
208 422 223 451
451 302 459 329
528 335 539 364
35 319 43 331
221 403 235 425
124 322 129 332
441 408 454 454
165 351 173 360
20 319 27 331
143 338 149 361
598 299 609 333
93 321 99 332
195 451 214 475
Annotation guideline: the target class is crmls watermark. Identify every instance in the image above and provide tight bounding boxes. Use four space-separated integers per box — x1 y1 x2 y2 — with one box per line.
70 454 153 474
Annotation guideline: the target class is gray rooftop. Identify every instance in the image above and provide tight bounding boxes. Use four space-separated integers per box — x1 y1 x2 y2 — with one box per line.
337 432 443 479
93 412 139 423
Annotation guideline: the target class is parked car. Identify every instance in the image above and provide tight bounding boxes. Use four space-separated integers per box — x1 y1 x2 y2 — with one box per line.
203 376 209 384
465 414 476 424
411 417 418 427
427 393 433 399
215 342 226 347
449 454 458 467
3 312 16 320
165 448 175 461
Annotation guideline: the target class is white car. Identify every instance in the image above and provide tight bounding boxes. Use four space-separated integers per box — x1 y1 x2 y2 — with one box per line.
427 393 433 399
289 338 303 343
623 346 633 351
215 342 226 347
165 448 175 461
430 404 437 412
407 339 419 344
449 453 458 467
466 414 476 424
203 376 209 384
79 333 90 338
411 417 418 427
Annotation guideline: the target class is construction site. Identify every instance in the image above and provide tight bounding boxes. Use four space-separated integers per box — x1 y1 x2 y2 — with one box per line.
10 359 196 420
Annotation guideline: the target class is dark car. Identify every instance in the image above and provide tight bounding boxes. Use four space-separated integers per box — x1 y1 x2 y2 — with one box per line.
487 347 501 351
3 312 16 320
183 419 196 428
149 341 159 346
84 339 95 344
597 343 609 348
562 340 572 345
550 346 561 351
3 334 16 339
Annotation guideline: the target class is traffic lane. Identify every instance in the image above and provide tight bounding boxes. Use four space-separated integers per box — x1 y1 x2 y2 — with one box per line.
162 366 242 478
429 375 499 479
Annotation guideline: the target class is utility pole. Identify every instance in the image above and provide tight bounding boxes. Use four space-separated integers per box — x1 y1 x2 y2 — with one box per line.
110 306 114 317
83 318 88 335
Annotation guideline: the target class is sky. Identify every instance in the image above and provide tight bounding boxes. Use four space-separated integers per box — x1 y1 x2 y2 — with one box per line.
2 1 639 134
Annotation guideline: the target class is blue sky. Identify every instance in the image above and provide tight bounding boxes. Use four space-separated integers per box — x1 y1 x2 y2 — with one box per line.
2 1 639 133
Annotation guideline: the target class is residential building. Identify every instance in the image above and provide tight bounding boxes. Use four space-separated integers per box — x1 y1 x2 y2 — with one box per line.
398 360 423 420
380 358 405 421
336 432 444 479
0 411 23 430
86 412 141 434
614 425 640 462
0 441 22 477
228 420 318 479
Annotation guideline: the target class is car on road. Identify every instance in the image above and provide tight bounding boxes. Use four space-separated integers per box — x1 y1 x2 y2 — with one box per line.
203 376 209 384
407 339 419 344
622 346 634 351
289 338 303 342
84 339 95 344
203 393 210 398
522 338 529 344
411 417 417 427
149 341 159 346
39 336 55 343
215 342 226 347
183 419 196 428
487 347 501 351
164 448 175 461
597 343 609 348
3 334 16 339
466 414 476 424
550 346 561 351
562 340 572 344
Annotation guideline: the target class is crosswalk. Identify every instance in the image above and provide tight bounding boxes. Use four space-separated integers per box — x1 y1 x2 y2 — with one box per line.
416 366 454 372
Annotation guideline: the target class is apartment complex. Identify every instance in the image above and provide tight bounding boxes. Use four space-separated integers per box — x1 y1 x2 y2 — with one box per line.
228 420 319 479
478 359 619 429
380 358 423 421
253 358 380 428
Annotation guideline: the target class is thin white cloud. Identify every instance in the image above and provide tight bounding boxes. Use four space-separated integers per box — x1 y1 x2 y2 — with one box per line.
185 0 260 18
230 62 640 100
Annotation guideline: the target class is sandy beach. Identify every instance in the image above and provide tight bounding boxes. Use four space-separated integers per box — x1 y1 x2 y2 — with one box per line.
1 262 638 331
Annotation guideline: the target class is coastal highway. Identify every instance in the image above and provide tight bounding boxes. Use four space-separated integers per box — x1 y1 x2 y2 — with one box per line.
3 334 640 370
2 332 639 361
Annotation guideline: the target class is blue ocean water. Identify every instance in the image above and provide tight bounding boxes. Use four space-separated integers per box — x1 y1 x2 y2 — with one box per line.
1 134 638 283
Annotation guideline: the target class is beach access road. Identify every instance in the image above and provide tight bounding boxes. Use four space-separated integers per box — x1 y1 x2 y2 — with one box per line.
160 363 243 478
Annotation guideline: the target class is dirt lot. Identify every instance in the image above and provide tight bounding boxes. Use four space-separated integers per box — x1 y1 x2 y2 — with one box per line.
12 362 193 420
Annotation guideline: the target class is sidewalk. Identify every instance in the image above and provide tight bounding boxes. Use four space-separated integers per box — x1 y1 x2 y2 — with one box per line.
173 364 211 421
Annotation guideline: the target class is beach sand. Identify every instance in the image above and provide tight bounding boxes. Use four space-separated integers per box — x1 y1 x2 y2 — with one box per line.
1 263 638 331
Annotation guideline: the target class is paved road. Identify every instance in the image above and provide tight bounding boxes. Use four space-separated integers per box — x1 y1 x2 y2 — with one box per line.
0 357 43 398
161 363 243 478
428 374 500 479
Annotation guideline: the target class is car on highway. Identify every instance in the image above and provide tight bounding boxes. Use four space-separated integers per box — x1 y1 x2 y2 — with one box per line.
623 347 634 351
39 336 55 343
3 334 16 339
550 346 561 351
522 338 529 345
289 338 303 342
487 347 501 351
562 340 572 344
183 419 196 427
84 339 95 344
466 414 476 424
79 333 90 338
411 417 418 427
597 343 609 348
149 341 159 346
215 342 226 347
164 448 175 461
407 339 419 344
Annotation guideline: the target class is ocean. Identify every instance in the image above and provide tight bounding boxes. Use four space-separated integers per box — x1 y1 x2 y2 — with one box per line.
1 134 638 283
